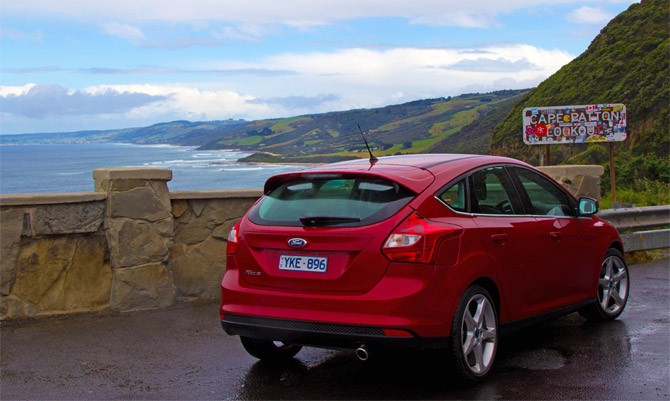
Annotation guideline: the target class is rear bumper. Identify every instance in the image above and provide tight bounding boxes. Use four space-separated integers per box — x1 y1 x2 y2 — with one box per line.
220 261 463 342
221 313 450 349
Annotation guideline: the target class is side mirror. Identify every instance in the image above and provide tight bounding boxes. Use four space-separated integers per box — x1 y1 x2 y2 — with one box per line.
578 197 599 216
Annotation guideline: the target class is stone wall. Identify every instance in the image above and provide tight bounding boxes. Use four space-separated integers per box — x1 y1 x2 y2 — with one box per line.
1 168 261 321
0 165 603 321
1 194 110 319
169 190 260 302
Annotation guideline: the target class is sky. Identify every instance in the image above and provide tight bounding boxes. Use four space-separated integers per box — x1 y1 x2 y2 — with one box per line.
1 0 639 135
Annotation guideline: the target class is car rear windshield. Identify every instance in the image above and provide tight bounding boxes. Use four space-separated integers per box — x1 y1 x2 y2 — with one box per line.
249 177 415 227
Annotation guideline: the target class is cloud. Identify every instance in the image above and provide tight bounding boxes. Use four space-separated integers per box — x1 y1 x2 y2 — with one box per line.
140 37 223 49
4 65 297 77
566 6 615 24
261 44 572 86
5 66 65 74
78 66 184 75
1 42 574 131
214 23 280 42
409 10 499 28
102 22 146 43
0 27 44 41
83 84 272 121
0 84 168 118
100 22 224 48
1 0 633 29
440 57 539 72
250 94 340 108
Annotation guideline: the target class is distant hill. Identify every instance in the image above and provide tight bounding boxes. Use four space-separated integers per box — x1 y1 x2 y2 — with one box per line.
490 0 669 166
0 120 249 145
206 90 528 162
1 90 528 163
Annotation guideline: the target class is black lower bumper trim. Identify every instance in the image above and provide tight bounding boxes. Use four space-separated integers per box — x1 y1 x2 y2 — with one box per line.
221 313 449 349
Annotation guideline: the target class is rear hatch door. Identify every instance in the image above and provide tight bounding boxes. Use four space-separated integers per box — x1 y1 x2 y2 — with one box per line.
238 174 424 292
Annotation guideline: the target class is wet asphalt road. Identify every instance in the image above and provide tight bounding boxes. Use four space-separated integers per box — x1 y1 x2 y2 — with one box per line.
2 257 669 400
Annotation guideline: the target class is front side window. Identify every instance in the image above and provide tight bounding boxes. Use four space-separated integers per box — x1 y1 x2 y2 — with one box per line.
249 177 415 227
470 167 523 215
512 167 576 217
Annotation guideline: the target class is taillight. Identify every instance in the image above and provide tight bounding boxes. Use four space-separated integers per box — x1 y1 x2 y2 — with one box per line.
382 212 460 263
226 220 241 254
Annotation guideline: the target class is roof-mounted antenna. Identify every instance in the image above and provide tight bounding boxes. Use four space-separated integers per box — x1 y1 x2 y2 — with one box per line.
357 124 378 163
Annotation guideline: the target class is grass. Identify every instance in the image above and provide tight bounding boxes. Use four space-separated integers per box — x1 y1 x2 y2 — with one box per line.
270 117 312 134
428 109 479 136
217 135 262 146
625 249 669 264
599 179 669 262
600 180 670 209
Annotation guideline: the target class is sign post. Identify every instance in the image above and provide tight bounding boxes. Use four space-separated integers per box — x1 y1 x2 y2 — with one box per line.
610 142 616 203
545 144 550 166
523 104 627 200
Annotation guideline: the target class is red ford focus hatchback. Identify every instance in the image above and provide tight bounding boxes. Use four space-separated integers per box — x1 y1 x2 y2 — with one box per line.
220 154 629 381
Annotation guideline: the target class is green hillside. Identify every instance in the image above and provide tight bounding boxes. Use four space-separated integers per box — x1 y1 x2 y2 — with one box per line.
490 0 669 172
428 93 523 155
193 90 527 161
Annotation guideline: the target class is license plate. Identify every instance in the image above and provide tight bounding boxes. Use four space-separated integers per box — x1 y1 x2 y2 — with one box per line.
278 255 328 273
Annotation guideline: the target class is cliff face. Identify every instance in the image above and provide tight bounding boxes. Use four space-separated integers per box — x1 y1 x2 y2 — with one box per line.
489 0 669 165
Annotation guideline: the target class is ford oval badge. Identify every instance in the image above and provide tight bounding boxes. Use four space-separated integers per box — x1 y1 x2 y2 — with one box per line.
288 238 308 248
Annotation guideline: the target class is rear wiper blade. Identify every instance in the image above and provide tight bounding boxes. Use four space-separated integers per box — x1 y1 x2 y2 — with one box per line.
299 215 361 226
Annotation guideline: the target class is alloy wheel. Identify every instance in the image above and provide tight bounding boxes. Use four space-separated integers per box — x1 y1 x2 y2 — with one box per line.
598 255 629 316
461 294 497 375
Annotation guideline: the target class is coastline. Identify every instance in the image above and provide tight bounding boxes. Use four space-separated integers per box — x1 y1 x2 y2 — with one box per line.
1 143 313 194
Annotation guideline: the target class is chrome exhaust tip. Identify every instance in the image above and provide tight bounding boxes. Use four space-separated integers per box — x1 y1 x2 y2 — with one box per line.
355 345 369 361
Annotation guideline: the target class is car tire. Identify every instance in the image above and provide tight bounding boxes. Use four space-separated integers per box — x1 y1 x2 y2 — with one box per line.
240 337 302 361
449 285 498 383
579 248 630 321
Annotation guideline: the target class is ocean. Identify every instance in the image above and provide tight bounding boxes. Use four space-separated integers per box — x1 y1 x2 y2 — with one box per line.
0 143 310 194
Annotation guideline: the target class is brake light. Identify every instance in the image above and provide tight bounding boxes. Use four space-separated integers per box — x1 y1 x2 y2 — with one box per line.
226 220 241 254
382 212 460 263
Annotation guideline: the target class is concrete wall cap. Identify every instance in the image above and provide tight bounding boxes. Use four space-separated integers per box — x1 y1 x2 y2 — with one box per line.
170 189 263 200
93 168 172 181
537 165 605 175
0 193 106 206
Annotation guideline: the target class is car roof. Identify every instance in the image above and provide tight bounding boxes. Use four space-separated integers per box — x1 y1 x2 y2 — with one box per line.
264 154 531 194
326 153 518 171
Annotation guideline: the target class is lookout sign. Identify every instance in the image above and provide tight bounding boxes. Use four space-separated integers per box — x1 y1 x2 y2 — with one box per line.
523 104 627 145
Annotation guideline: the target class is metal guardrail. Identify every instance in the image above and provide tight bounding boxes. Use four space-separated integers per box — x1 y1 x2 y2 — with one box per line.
598 205 670 253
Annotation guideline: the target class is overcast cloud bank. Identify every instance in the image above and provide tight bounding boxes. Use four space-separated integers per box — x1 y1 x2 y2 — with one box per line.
1 0 637 134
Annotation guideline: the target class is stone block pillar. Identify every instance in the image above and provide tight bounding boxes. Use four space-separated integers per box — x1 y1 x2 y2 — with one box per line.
93 168 175 311
538 165 605 200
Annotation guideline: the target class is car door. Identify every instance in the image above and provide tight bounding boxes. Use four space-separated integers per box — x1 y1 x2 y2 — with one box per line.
509 166 594 308
467 166 555 321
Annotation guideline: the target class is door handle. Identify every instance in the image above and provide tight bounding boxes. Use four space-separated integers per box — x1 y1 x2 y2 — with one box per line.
490 233 508 244
550 231 562 240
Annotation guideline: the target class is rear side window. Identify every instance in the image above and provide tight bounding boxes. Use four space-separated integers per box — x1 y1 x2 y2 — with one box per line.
249 177 415 227
438 179 468 213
